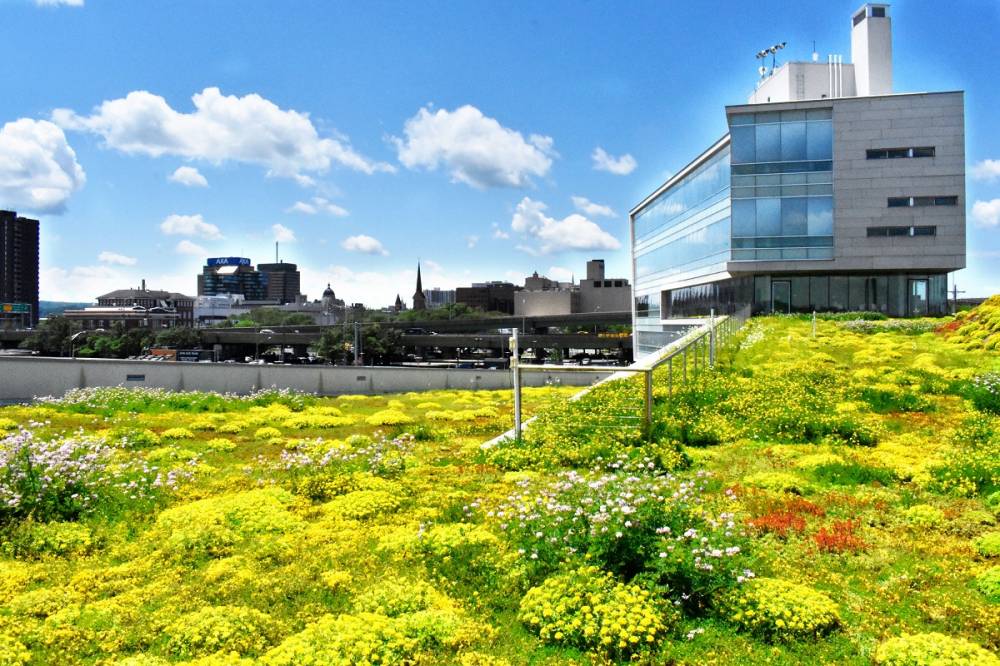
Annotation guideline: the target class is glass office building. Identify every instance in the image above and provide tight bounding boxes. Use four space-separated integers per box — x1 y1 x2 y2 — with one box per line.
629 5 965 357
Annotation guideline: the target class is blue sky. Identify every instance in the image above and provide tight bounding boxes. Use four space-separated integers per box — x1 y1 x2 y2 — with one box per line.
1 0 998 305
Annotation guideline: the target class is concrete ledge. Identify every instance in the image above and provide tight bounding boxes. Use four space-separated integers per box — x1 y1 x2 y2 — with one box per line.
0 357 610 403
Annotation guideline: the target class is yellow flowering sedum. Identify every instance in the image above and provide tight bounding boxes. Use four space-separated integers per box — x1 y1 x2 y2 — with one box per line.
365 409 414 426
0 633 30 666
154 488 304 558
720 577 840 641
324 489 401 521
165 605 284 658
518 566 671 659
874 632 1000 665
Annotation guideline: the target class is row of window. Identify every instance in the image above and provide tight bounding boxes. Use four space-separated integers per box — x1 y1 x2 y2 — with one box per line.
887 196 958 208
867 225 937 237
867 147 936 160
592 280 626 288
732 196 834 239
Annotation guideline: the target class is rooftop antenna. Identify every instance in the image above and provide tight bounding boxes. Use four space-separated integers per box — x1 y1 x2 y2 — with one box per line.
756 41 787 78
812 40 819 62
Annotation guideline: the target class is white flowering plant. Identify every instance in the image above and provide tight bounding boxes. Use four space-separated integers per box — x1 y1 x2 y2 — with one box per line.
490 458 754 610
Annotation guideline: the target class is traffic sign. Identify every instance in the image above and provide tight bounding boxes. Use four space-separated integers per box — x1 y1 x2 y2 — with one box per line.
1 303 29 314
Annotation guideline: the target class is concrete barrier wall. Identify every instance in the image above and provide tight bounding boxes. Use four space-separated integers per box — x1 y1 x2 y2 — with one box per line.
0 357 609 402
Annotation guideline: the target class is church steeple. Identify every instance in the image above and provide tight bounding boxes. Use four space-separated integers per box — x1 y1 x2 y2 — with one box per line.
412 262 427 311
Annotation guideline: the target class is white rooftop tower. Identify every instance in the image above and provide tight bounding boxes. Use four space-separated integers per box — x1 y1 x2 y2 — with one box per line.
851 3 893 96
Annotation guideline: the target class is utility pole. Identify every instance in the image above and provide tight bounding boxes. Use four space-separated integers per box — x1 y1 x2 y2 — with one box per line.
353 322 361 365
950 282 966 314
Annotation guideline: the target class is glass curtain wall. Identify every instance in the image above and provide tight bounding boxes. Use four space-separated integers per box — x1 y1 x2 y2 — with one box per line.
632 144 732 356
728 109 834 260
750 273 948 315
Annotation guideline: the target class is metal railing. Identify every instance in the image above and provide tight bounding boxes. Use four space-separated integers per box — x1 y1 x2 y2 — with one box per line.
509 305 752 441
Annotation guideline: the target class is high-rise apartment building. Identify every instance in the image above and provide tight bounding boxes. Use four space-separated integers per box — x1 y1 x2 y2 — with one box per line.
0 210 39 327
630 3 965 356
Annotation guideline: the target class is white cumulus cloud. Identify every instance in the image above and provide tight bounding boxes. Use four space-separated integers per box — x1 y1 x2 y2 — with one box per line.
491 223 510 240
175 240 207 256
571 195 616 218
341 234 388 256
160 213 223 239
971 199 1000 227
592 147 637 175
547 266 574 282
971 159 1000 182
286 197 349 217
35 0 84 6
273 223 296 242
0 118 86 214
392 105 554 189
168 166 208 187
465 235 479 249
97 251 137 266
53 86 394 180
510 197 621 255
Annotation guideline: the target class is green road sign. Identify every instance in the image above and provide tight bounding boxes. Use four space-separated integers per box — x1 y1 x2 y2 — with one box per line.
1 303 30 314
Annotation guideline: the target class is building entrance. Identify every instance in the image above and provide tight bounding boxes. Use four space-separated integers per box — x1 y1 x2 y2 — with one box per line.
771 280 791 314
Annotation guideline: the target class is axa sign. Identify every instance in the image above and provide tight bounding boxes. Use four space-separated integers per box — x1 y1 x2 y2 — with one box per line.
207 257 252 267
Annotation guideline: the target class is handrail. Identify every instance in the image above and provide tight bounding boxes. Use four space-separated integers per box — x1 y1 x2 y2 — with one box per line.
507 304 752 441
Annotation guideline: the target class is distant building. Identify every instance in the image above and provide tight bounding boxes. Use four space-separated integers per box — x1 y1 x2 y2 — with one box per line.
424 288 456 309
64 280 194 329
194 283 345 326
257 261 302 304
457 281 519 314
198 257 268 301
514 259 631 317
0 210 39 327
412 263 427 311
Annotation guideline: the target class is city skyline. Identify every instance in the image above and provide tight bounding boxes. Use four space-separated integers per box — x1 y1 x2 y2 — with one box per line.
2 0 999 307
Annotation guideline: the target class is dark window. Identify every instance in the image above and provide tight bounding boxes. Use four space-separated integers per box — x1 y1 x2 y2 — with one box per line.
604 281 612 287
871 6 886 17
888 197 910 207
933 196 958 206
614 280 623 287
867 147 935 160
593 281 601 288
867 225 938 237
853 10 865 25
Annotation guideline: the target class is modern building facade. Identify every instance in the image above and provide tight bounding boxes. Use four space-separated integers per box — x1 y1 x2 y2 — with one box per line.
630 4 965 356
425 288 456 309
197 257 269 301
257 262 301 305
0 211 39 327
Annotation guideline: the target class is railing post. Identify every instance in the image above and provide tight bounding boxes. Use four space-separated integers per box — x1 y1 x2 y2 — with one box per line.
709 309 716 368
644 369 653 440
683 347 688 383
812 310 817 338
668 356 673 396
512 328 522 440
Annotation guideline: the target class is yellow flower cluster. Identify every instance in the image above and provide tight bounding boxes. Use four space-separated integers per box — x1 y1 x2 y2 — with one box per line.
874 632 1000 665
253 427 283 440
165 605 284 658
941 295 1000 351
364 409 414 426
14 521 92 557
0 633 30 666
324 490 401 521
903 504 945 528
282 414 356 429
154 488 304 558
721 577 840 641
742 471 812 495
518 566 669 658
160 427 195 440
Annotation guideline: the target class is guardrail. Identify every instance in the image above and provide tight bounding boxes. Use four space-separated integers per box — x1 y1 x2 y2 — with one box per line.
509 305 752 441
